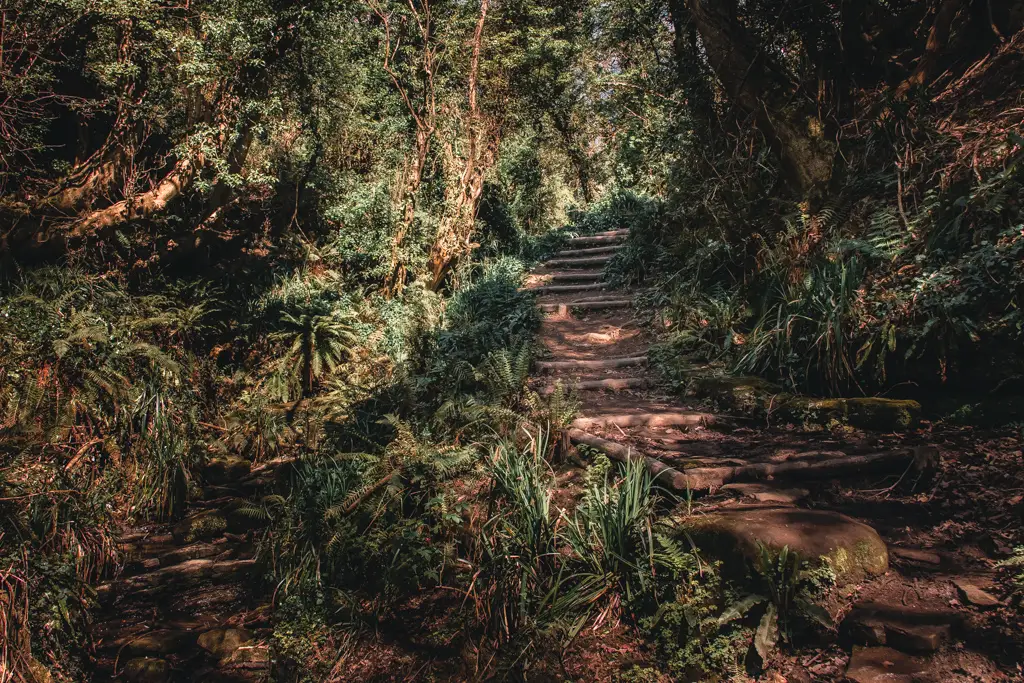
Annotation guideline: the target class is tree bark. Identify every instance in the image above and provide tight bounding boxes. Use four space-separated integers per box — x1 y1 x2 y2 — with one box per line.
897 0 967 94
427 0 492 291
683 0 835 198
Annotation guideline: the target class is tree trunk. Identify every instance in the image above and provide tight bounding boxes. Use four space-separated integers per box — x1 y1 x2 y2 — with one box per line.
427 0 492 291
897 0 967 94
683 0 835 198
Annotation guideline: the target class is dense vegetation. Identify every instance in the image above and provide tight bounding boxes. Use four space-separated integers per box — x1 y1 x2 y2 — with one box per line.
2 0 1024 680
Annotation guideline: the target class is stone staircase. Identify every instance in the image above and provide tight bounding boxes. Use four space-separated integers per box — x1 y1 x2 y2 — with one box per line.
87 459 287 682
526 228 1010 682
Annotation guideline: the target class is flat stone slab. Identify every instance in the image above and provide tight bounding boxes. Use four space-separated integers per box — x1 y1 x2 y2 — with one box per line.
846 647 932 683
720 482 810 504
686 507 888 585
952 579 1002 608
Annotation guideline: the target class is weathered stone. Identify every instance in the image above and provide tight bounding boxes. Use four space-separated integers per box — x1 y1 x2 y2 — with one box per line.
847 613 888 646
685 507 889 586
796 397 922 431
204 455 251 485
720 482 810 504
197 627 253 660
122 657 172 683
845 647 931 683
125 629 194 656
689 375 779 414
891 547 942 566
172 510 227 544
952 579 1002 608
883 622 950 653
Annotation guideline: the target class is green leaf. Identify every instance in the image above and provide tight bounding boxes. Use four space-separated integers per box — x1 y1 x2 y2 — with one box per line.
795 596 834 629
718 593 766 626
754 603 779 661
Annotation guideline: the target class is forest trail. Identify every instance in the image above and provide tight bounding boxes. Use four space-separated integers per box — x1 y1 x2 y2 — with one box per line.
527 232 1011 682
87 462 280 681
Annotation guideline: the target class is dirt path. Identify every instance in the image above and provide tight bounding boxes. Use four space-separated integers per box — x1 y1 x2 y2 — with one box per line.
528 230 1018 681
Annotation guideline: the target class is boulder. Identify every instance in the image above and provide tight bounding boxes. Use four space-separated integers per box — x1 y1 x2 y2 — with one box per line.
204 455 251 485
845 647 931 683
197 627 253 660
172 510 227 544
122 657 172 683
685 507 888 586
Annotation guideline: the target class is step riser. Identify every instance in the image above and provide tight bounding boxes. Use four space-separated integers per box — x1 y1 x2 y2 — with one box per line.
539 378 649 394
571 413 715 429
539 300 630 313
554 245 621 258
544 256 613 268
529 283 608 294
537 356 647 372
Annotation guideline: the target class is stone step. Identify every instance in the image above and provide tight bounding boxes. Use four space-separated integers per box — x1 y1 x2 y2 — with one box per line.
566 231 629 246
538 299 631 313
122 540 234 576
844 602 961 653
537 355 647 372
529 282 609 294
544 254 614 269
540 270 605 282
97 558 257 601
571 410 714 429
539 377 650 394
553 244 621 258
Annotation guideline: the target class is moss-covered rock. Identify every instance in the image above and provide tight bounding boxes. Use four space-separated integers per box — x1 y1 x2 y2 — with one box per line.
683 507 889 587
122 657 172 683
197 627 253 660
688 375 780 414
203 455 251 485
172 510 227 543
794 397 921 431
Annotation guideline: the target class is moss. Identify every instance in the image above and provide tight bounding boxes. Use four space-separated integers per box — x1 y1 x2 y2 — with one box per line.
789 397 921 431
172 510 227 543
689 375 780 414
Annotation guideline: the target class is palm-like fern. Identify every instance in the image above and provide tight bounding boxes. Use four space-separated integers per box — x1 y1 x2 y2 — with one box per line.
270 309 357 396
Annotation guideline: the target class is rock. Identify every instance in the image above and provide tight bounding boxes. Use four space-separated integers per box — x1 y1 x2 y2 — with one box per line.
796 397 922 431
125 629 194 656
721 482 810 504
689 375 779 414
846 612 888 646
204 455 251 485
843 602 960 652
883 622 950 653
685 507 889 586
172 510 227 543
891 547 942 567
197 627 253 660
952 579 1002 608
122 657 172 683
845 647 931 683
